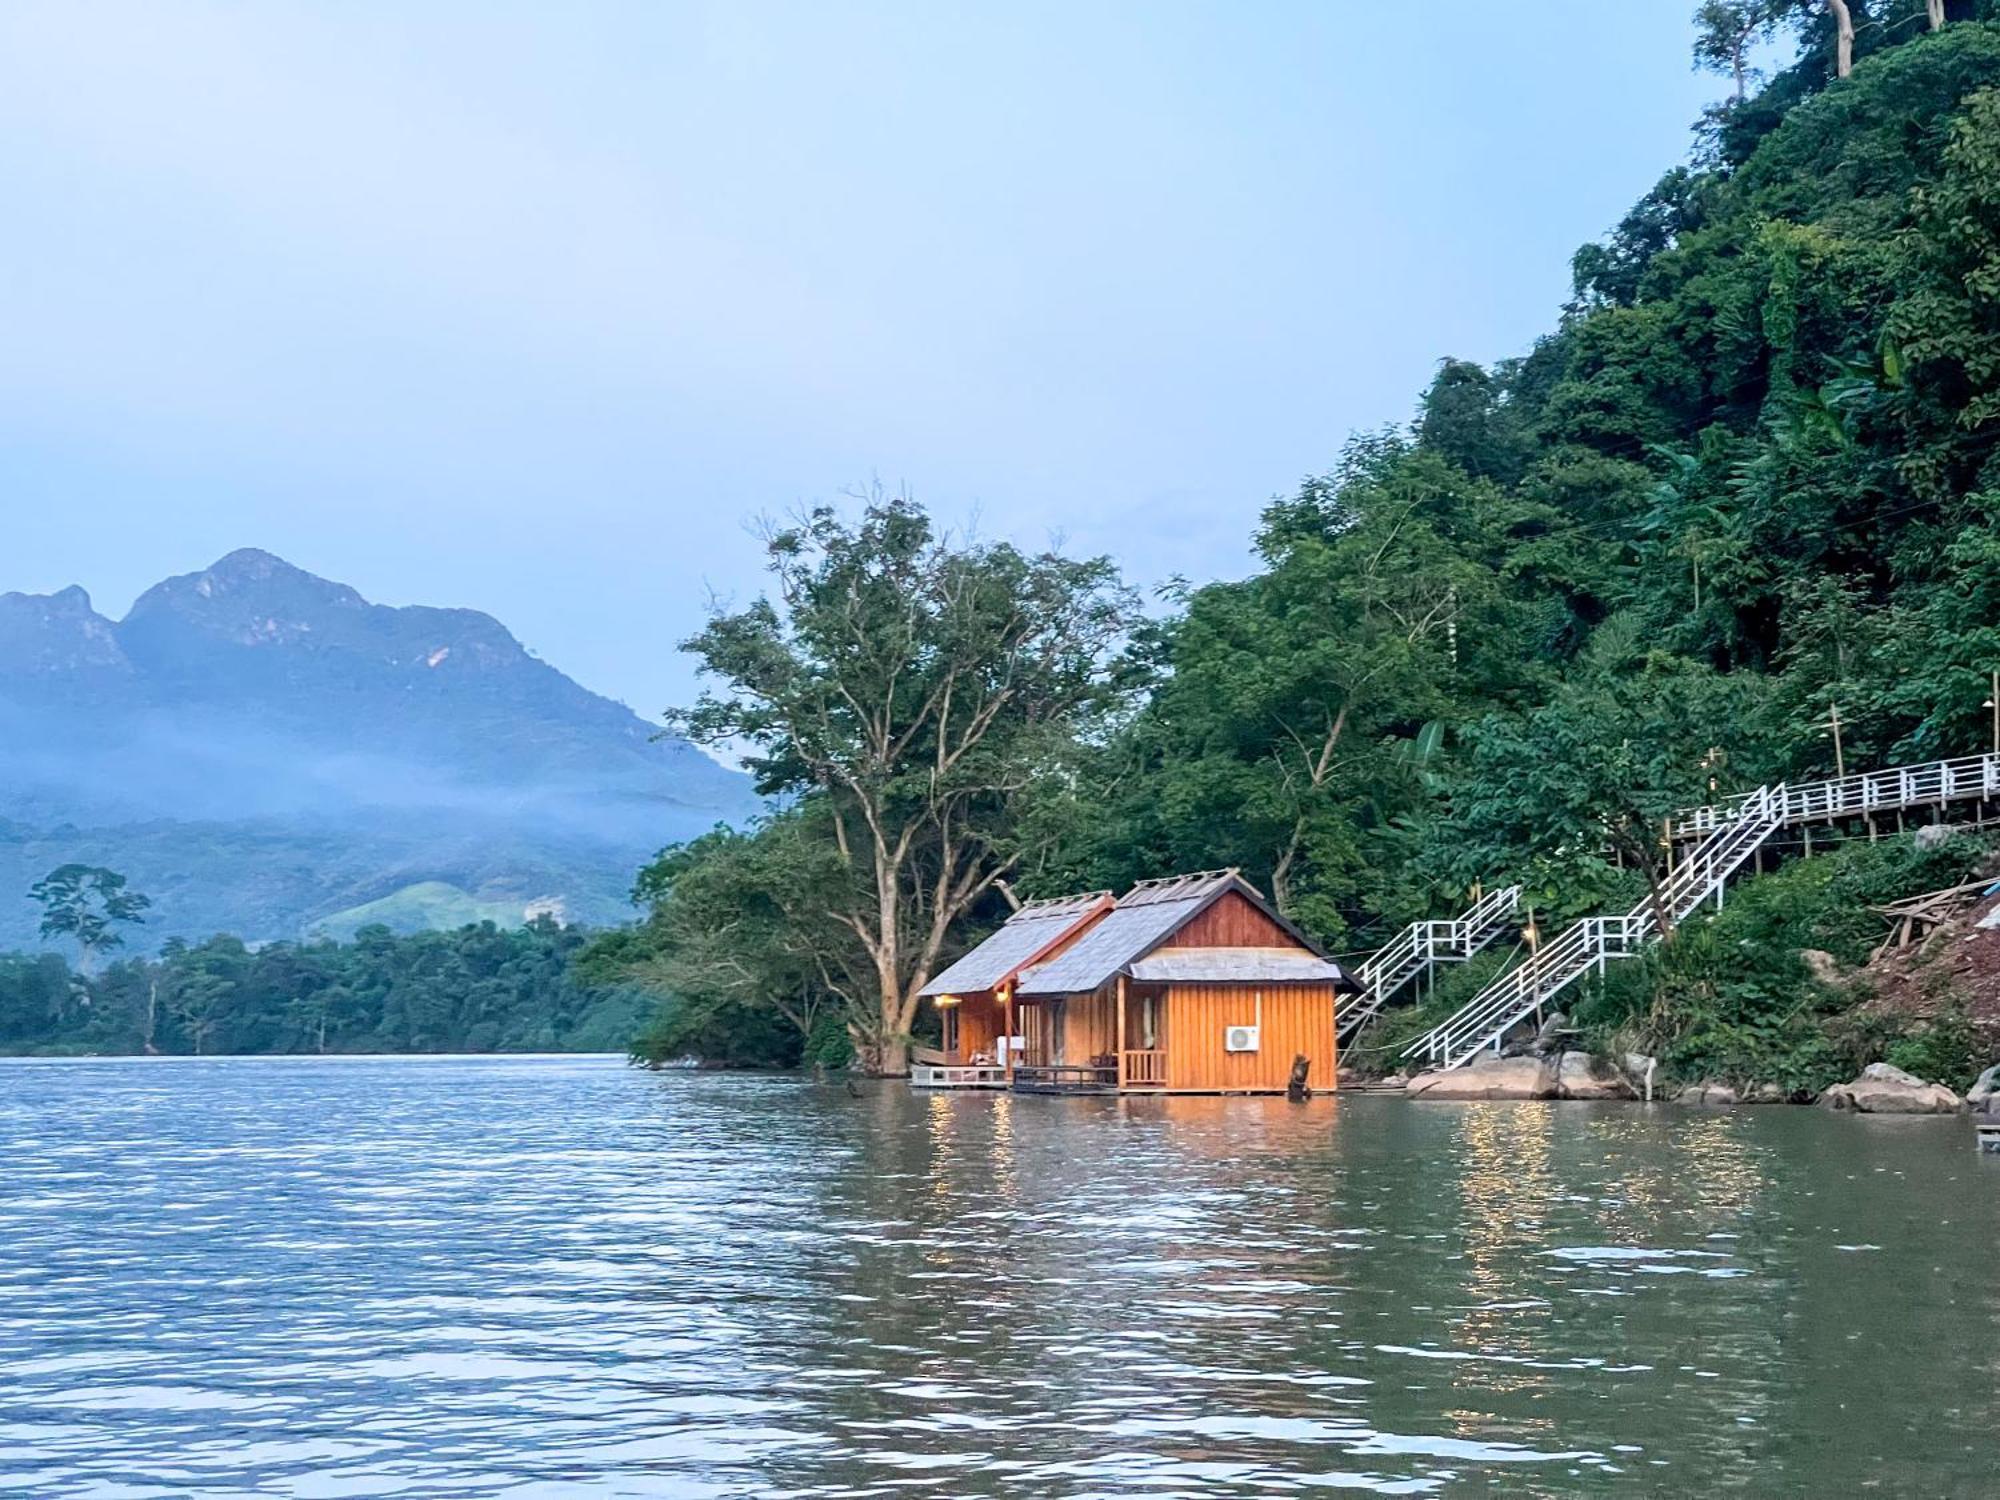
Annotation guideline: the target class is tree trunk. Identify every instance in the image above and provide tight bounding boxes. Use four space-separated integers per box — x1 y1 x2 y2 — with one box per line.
874 1034 911 1077
1640 858 1677 945
1927 0 1945 31
1826 0 1855 78
144 976 159 1056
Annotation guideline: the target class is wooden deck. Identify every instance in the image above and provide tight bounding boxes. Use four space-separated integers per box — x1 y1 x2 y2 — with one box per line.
909 1062 1009 1090
1011 1063 1118 1095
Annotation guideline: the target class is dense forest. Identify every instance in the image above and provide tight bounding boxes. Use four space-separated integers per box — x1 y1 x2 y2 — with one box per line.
608 3 2000 1089
10 4 2000 1086
0 917 646 1057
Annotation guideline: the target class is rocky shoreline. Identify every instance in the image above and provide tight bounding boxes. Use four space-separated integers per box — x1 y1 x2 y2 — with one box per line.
1367 1055 2000 1117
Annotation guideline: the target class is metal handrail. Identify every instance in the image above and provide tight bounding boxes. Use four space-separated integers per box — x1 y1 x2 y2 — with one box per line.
1407 787 1783 1071
1342 885 1523 1043
1670 752 2000 840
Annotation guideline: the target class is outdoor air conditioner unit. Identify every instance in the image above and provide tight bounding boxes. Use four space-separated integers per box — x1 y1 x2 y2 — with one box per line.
1224 1024 1260 1053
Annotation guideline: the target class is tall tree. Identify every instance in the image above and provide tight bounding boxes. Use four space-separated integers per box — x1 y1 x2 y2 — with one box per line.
1694 0 1780 100
1429 628 1782 939
594 811 861 1061
1827 0 1857 76
29 865 150 975
671 497 1137 1074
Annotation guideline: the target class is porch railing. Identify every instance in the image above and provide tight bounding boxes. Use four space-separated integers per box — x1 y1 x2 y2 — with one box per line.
1012 1062 1118 1093
1121 1049 1167 1088
910 1062 1009 1089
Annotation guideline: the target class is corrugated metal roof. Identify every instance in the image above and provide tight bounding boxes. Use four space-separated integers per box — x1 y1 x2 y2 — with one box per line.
918 891 1111 997
1014 898 1200 996
1016 869 1341 997
1127 946 1355 986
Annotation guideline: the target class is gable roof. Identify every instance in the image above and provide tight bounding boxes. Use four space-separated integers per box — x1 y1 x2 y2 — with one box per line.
1015 869 1338 997
917 890 1113 998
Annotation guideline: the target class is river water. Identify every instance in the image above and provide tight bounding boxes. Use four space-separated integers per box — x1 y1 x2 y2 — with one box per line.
1 1056 1996 1497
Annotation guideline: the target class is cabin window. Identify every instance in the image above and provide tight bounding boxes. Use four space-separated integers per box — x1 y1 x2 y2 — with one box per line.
1050 1002 1067 1063
1138 994 1159 1050
941 1006 959 1058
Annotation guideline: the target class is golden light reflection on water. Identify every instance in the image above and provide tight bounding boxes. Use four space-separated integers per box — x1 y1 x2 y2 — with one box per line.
1447 1104 1560 1405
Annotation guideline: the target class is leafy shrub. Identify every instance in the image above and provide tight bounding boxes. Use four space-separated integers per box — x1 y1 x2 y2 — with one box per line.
1575 832 1994 1089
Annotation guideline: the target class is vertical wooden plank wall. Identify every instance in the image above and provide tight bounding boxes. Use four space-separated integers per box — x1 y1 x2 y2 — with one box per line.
1164 983 1338 1092
1157 891 1294 950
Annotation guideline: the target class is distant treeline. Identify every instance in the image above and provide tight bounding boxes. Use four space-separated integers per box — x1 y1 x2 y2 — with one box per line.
0 919 649 1057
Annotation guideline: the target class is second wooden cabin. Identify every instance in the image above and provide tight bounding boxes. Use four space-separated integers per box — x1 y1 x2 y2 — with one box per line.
917 869 1357 1094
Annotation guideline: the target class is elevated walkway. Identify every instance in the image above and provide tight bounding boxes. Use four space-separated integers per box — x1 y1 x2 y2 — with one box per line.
1404 752 2000 1072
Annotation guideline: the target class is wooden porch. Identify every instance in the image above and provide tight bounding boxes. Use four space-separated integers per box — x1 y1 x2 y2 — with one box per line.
1008 975 1170 1091
1009 1049 1168 1094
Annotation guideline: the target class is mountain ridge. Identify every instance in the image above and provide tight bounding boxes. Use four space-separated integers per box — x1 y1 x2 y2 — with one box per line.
0 550 756 948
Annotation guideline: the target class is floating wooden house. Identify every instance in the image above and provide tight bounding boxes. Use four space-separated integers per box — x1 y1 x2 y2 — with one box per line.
911 890 1115 1089
914 869 1357 1095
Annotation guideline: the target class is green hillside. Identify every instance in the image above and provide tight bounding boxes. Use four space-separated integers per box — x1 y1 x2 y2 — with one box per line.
611 7 2000 1081
305 883 555 944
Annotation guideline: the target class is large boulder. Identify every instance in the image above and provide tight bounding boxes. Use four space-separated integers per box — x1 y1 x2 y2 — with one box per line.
1677 1081 1740 1107
1406 1053 1557 1100
1555 1051 1636 1100
1820 1062 1963 1115
1966 1063 1999 1115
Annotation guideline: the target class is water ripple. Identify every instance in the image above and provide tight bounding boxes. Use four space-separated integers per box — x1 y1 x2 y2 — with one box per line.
0 1057 1994 1495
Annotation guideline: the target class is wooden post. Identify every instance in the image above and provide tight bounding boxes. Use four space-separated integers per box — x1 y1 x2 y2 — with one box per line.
1115 974 1128 1091
1002 986 1015 1083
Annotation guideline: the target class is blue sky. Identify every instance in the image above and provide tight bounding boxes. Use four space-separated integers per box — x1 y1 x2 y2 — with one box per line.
0 2 1724 717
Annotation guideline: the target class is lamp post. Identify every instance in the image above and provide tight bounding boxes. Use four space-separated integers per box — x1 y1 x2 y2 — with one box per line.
1986 670 1999 755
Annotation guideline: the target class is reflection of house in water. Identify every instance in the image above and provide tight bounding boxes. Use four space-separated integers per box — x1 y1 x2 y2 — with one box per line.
913 870 1359 1095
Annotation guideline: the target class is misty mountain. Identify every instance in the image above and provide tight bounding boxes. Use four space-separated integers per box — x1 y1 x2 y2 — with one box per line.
0 549 758 948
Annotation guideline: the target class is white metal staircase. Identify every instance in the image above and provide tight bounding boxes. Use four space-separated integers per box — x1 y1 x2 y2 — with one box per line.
1403 788 1785 1072
1339 885 1521 1044
1405 750 2000 1073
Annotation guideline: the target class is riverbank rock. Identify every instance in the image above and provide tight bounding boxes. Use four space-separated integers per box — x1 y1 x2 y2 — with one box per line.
1742 1082 1790 1104
1621 1052 1660 1100
1405 1054 1556 1100
1966 1063 1998 1115
1554 1051 1636 1100
1678 1081 1740 1107
1820 1062 1963 1114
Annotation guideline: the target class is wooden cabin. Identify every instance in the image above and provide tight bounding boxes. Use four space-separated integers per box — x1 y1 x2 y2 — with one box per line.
911 890 1115 1089
915 869 1357 1095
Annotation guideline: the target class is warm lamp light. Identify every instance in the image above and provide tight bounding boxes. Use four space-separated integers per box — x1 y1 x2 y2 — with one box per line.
935 994 961 1007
